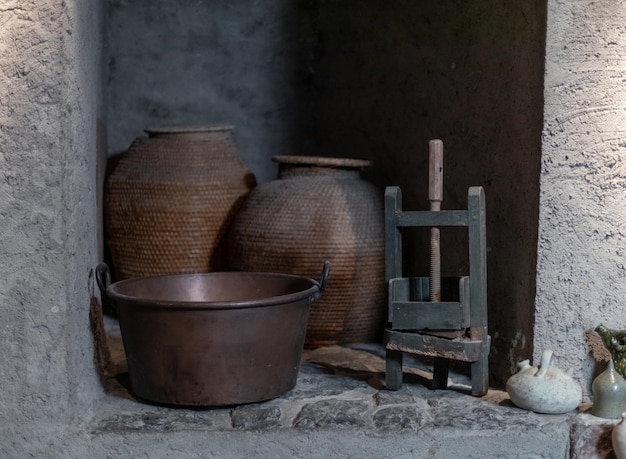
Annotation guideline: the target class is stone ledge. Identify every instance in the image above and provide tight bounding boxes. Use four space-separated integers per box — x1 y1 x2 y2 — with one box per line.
85 342 608 458
89 318 620 457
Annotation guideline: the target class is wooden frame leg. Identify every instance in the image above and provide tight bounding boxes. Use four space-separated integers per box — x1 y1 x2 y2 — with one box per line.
385 349 403 390
432 357 449 390
470 343 490 396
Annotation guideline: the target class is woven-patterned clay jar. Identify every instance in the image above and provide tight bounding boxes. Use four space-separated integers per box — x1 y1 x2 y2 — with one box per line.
228 155 385 348
105 125 256 280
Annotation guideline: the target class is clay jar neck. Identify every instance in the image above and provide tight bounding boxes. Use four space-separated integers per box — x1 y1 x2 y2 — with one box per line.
274 156 373 180
145 124 234 141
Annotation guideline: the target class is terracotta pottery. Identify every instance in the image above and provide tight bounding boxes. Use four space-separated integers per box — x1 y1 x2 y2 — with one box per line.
227 155 385 348
591 359 626 419
104 124 256 280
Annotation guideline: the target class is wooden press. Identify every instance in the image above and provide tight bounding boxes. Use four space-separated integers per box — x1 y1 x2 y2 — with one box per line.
383 139 490 396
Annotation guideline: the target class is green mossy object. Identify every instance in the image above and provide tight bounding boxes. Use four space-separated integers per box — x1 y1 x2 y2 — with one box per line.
596 324 626 379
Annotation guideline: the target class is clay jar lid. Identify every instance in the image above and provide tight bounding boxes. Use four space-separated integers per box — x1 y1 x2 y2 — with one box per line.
145 124 234 138
273 155 373 169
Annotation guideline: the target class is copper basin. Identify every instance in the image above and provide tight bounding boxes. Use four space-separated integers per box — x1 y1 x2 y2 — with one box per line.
96 262 330 406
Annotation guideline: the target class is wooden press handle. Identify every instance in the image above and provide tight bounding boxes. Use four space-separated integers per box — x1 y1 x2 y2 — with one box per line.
429 139 444 210
428 139 443 303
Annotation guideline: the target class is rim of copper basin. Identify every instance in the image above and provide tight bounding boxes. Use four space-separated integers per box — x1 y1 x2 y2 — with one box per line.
105 271 320 310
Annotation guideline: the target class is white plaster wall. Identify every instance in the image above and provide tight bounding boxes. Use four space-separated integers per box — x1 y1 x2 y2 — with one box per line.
0 0 102 454
536 0 626 395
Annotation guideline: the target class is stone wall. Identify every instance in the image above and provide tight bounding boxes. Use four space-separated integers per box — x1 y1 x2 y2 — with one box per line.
0 0 103 454
535 0 626 394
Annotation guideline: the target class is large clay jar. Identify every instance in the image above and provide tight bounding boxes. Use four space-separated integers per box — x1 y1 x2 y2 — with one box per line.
228 156 385 348
105 125 256 280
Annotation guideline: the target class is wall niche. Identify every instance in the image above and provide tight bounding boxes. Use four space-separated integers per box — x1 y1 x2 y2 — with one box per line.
105 0 547 386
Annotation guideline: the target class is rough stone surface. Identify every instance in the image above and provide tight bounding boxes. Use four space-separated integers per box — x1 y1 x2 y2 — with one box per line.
81 333 585 458
570 411 616 459
536 0 626 398
0 0 103 455
76 342 577 458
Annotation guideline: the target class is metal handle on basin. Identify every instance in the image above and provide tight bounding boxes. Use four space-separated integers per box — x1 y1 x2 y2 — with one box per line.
313 261 331 301
95 262 115 315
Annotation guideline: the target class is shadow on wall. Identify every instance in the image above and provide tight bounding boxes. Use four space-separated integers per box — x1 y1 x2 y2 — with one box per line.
294 0 547 387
